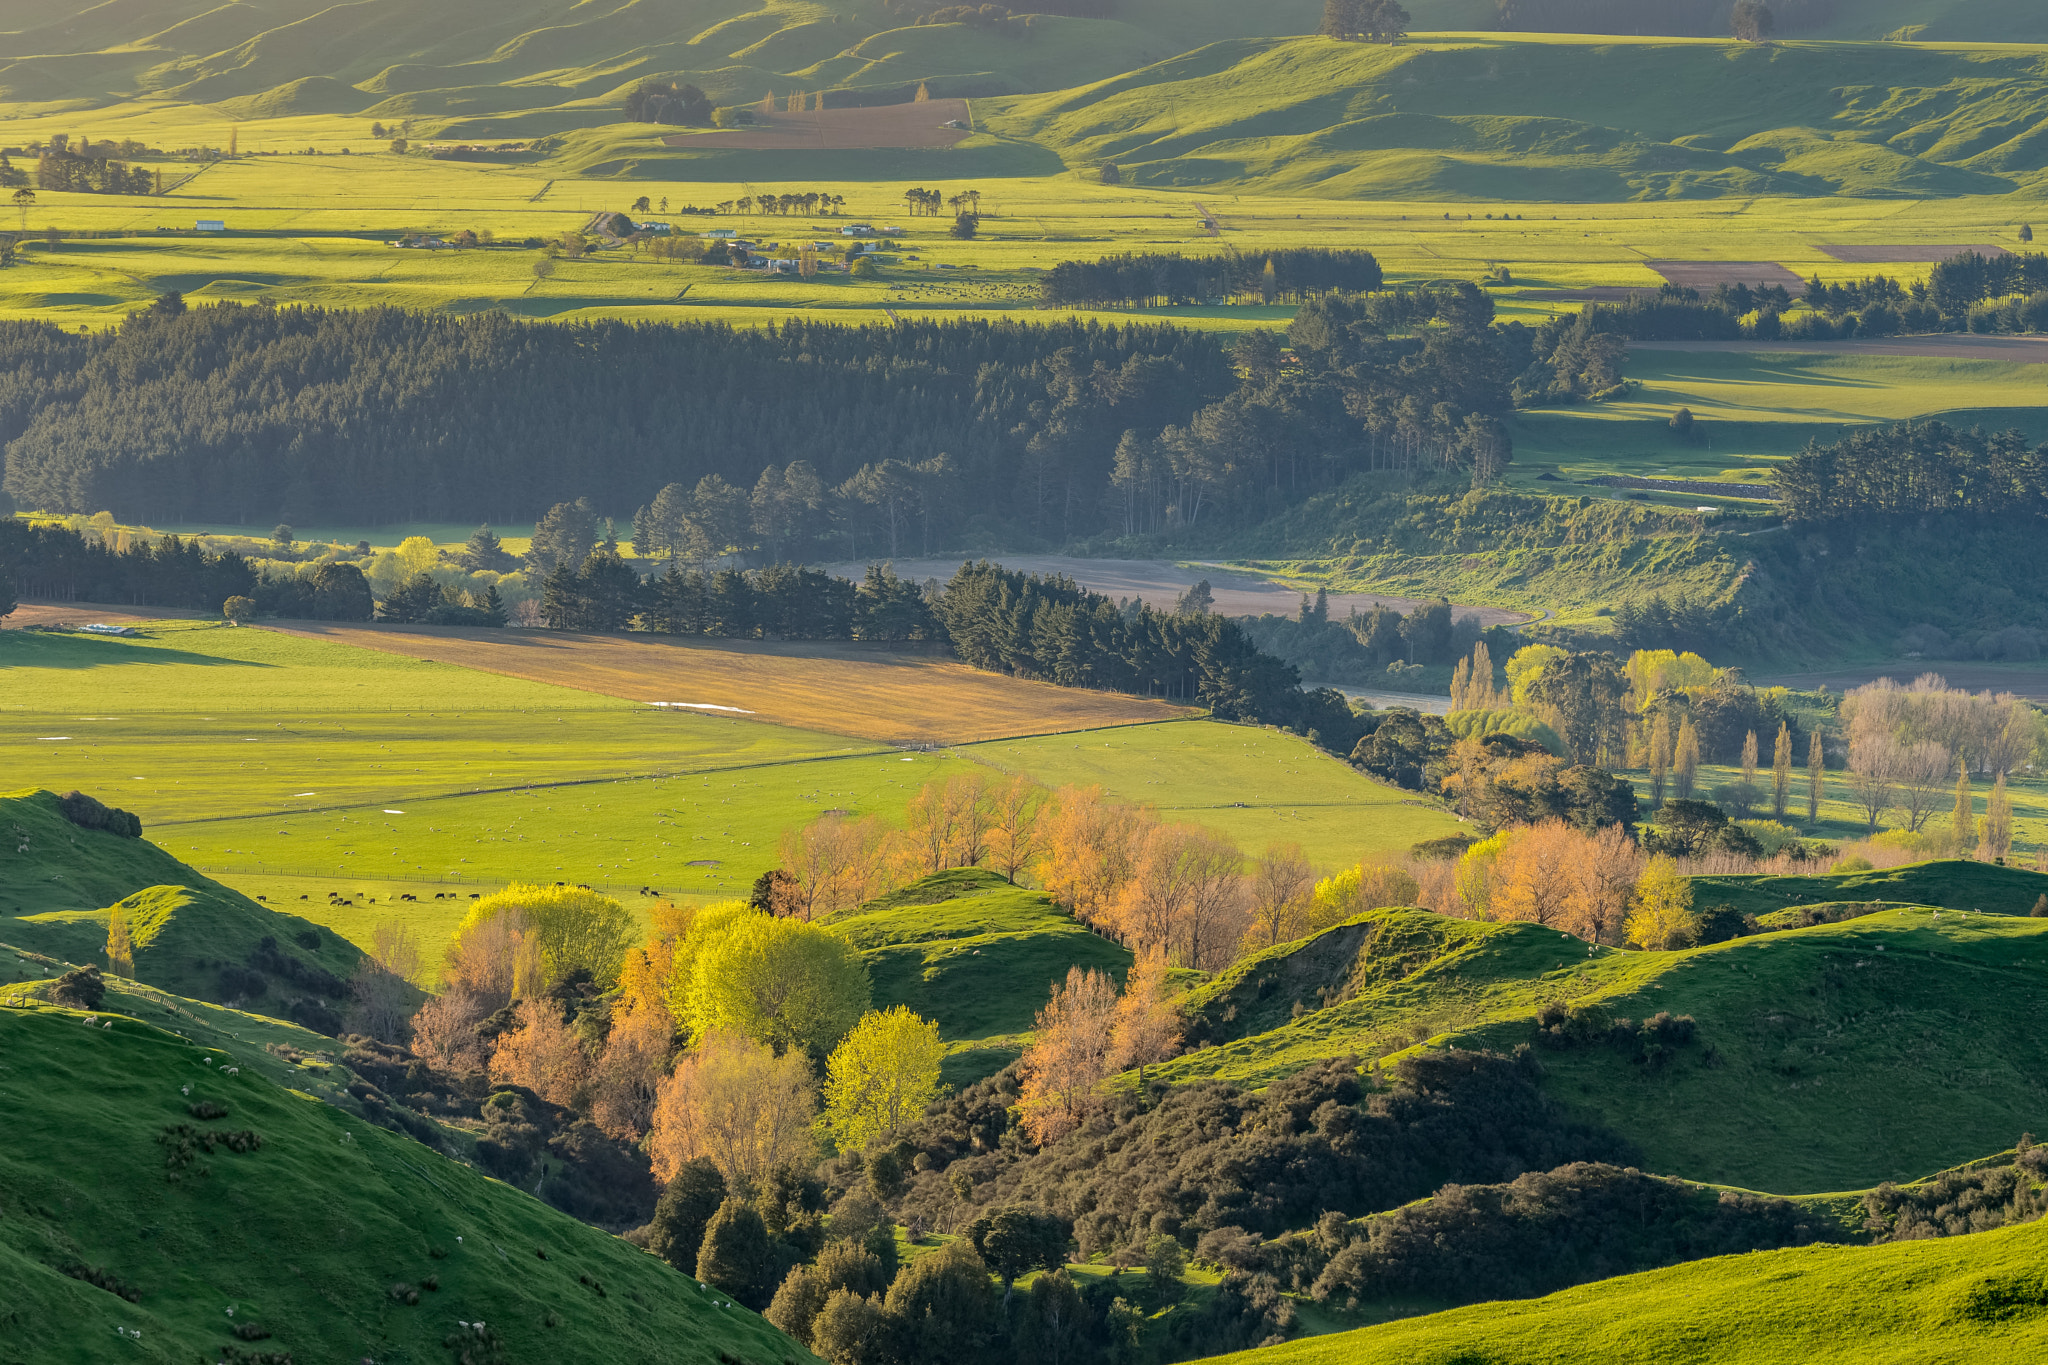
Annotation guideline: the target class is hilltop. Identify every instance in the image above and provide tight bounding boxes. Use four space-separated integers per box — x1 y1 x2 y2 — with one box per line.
986 33 2048 198
1 788 362 1022
0 1002 804 1365
825 867 1133 1084
1157 874 2048 1193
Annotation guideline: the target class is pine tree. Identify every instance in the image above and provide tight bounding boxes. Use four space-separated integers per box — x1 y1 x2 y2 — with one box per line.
483 583 507 626
1649 714 1671 806
1771 722 1792 819
1674 718 1700 801
1981 771 2014 860
1310 586 1329 626
1807 730 1824 824
1951 759 1973 854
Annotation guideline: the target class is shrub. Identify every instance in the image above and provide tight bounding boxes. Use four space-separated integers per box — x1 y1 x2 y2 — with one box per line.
51 965 106 1008
697 1196 775 1308
61 1262 140 1302
58 790 142 838
647 1158 727 1273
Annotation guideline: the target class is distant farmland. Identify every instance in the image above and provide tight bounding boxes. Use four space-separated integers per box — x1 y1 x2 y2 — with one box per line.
269 622 1194 744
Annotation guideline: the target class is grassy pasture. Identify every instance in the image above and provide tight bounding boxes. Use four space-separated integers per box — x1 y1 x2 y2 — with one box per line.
970 719 1463 870
1209 1213 2048 1365
0 1004 799 1365
1158 897 2048 1193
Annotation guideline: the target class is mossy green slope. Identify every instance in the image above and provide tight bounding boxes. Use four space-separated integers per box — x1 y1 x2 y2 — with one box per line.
1204 1213 2048 1365
1155 900 2048 1193
0 1004 806 1365
1688 858 2048 920
986 33 2048 198
1 788 361 1008
826 868 1131 1084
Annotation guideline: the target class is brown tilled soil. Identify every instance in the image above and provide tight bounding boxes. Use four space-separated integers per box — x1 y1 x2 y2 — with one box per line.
1631 335 2048 362
822 556 1527 627
261 621 1192 745
1821 244 2012 263
1646 261 1807 292
662 99 972 151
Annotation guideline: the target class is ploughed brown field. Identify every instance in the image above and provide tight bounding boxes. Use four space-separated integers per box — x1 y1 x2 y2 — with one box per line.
663 99 972 150
263 621 1194 744
1646 260 1807 292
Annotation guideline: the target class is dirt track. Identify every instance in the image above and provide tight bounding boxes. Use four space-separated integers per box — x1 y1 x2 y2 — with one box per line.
1631 335 2048 362
663 99 971 151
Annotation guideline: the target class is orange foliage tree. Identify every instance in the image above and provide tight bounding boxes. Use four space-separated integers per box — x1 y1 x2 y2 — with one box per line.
1016 966 1120 1145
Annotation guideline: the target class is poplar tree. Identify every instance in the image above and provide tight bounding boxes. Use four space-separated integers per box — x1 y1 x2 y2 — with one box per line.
1649 714 1671 806
1981 771 2014 860
1951 759 1973 854
1674 718 1700 801
1806 730 1824 823
1772 722 1792 819
1741 730 1759 789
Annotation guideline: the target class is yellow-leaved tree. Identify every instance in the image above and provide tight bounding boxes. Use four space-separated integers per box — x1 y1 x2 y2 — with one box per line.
647 1029 815 1193
105 905 134 979
683 910 870 1058
822 1005 946 1153
1625 855 1696 950
457 882 635 992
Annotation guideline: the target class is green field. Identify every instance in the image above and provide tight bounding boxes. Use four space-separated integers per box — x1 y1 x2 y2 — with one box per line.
1211 1213 2048 1365
0 1002 800 1365
1155 891 2048 1193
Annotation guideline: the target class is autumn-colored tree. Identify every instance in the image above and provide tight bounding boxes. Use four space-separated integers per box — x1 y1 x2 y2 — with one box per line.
944 772 994 868
1625 855 1696 950
1038 785 1152 929
1487 820 1584 928
441 907 534 1012
647 1029 816 1194
1951 759 1973 853
1114 823 1244 969
1109 948 1182 1082
489 999 593 1109
1561 823 1643 946
458 882 635 990
1308 862 1420 931
823 1006 946 1153
1247 842 1313 948
408 988 494 1073
685 910 871 1058
899 780 959 876
986 775 1046 884
1017 966 1119 1145
782 815 897 919
1648 715 1671 806
588 994 673 1140
1455 828 1515 919
347 920 423 1043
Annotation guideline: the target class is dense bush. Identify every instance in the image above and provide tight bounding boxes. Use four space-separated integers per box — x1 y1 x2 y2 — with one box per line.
885 1051 1633 1257
57 790 141 838
1863 1141 2048 1241
1309 1161 1833 1305
1040 248 1383 307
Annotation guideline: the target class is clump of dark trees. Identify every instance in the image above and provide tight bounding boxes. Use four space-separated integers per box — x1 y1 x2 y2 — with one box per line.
1038 248 1385 308
1862 1139 2048 1243
1773 420 2048 524
623 80 713 126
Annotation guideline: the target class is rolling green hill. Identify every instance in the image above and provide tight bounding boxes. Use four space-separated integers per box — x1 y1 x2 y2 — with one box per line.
1688 858 2048 920
0 1002 805 1365
1207 1211 2048 1365
825 867 1132 1084
1155 897 2048 1193
985 33 2048 198
0 788 363 1015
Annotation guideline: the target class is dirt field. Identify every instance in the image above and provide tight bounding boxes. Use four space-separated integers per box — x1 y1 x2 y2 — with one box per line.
1 600 212 629
1821 244 2011 263
663 99 971 151
1646 261 1807 292
1631 335 2048 362
820 556 1527 627
1522 287 1663 302
264 621 1192 744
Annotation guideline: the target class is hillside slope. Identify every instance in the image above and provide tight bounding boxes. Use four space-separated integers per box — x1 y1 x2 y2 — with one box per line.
1159 890 2048 1193
985 33 2048 198
1 788 361 1019
0 1003 804 1365
826 868 1131 1084
1208 1212 2048 1365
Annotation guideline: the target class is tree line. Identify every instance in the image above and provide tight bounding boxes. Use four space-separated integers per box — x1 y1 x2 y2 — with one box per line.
1039 248 1385 308
34 137 154 195
1774 421 2048 523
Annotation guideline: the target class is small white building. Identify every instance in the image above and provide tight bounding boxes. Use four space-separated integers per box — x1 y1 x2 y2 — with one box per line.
703 228 737 239
840 224 874 236
195 219 225 232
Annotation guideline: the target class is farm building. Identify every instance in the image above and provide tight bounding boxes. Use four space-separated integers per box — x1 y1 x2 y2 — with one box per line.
702 228 737 239
195 219 224 232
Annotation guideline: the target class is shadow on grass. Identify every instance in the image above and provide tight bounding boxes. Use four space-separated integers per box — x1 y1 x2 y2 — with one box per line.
0 632 273 670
